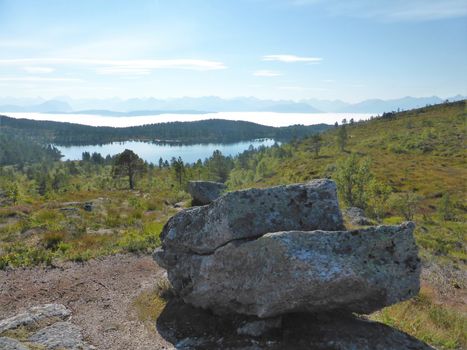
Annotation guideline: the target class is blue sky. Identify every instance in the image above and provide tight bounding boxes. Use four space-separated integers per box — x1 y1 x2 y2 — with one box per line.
0 0 466 102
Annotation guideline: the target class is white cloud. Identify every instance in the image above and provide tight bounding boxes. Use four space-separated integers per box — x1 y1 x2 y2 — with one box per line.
262 54 322 63
0 77 84 83
22 66 55 74
95 67 152 75
0 58 227 72
253 70 282 77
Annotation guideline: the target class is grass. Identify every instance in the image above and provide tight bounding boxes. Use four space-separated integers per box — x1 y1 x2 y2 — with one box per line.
133 276 174 324
0 167 176 268
371 287 466 349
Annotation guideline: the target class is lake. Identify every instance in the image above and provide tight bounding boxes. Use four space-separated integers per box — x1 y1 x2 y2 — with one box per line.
6 111 375 163
56 139 278 164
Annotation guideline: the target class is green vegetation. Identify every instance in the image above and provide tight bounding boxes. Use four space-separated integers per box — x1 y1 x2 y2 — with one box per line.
372 286 466 349
0 115 330 147
0 100 465 348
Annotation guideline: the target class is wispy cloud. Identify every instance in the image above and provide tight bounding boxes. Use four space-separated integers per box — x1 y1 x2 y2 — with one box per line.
0 58 227 74
0 77 84 83
22 66 55 74
278 86 328 91
0 40 46 49
286 0 467 21
95 67 152 75
262 54 322 63
253 70 282 77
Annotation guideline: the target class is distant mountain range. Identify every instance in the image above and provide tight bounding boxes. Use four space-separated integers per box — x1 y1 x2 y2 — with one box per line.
0 95 464 115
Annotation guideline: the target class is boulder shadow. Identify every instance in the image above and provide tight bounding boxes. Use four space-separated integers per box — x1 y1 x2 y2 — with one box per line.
156 298 435 350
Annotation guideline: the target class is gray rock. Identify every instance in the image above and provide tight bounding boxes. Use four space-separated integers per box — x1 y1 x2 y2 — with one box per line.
156 179 344 257
83 202 93 212
344 207 374 226
29 322 93 350
237 318 282 337
187 181 227 206
158 223 419 318
0 304 71 333
0 337 29 350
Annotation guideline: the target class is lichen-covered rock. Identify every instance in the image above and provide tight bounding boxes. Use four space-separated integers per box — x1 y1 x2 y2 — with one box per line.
0 337 29 350
0 304 71 333
29 322 94 350
157 179 344 257
158 223 420 318
187 181 226 205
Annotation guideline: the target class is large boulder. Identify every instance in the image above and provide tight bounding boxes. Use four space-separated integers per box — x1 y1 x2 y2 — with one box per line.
156 222 419 317
187 181 226 205
158 179 344 255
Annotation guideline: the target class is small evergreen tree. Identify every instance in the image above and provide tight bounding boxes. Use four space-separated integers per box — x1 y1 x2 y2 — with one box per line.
171 157 185 186
309 134 322 157
113 149 146 189
337 125 348 152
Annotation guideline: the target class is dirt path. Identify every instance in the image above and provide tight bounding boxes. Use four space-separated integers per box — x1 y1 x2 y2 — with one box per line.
0 254 174 350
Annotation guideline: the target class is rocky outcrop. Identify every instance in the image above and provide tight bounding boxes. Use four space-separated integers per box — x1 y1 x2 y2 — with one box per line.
29 322 93 350
0 304 71 333
154 179 420 319
158 179 344 256
0 304 94 350
0 337 29 350
187 180 227 205
158 223 419 317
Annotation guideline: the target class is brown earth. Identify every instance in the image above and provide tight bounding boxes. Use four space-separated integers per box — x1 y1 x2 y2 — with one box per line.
0 254 173 350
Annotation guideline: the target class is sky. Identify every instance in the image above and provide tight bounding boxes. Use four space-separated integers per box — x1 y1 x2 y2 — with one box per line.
0 0 466 102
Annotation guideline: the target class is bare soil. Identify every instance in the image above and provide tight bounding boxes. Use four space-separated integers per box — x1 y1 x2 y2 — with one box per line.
0 254 174 350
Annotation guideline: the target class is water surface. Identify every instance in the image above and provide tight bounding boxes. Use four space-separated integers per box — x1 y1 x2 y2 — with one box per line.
57 139 277 164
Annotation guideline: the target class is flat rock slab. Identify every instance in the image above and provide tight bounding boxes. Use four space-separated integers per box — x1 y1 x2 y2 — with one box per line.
157 179 344 256
29 321 94 350
0 337 29 350
188 181 226 205
159 223 420 317
0 304 71 333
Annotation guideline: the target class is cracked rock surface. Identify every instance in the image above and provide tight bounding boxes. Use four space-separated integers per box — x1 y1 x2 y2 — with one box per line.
157 179 344 256
154 179 420 317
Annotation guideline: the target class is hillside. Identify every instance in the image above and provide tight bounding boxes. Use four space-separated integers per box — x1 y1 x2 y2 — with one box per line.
0 100 465 349
0 115 330 146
